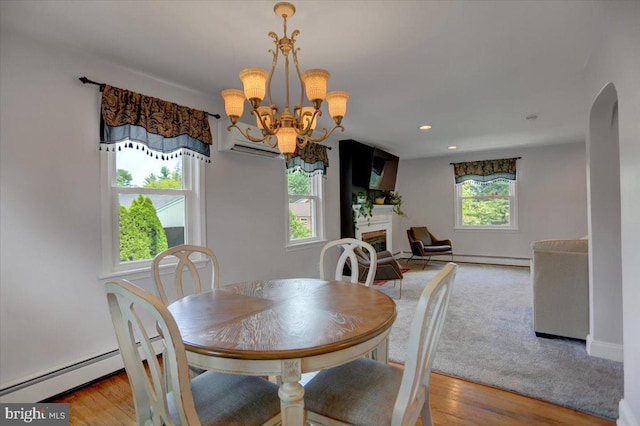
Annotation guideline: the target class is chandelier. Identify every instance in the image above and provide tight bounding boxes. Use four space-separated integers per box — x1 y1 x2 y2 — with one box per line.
221 2 349 154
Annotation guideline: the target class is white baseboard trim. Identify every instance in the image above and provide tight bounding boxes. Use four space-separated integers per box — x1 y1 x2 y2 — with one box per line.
618 399 640 426
398 251 530 267
586 334 624 362
0 351 124 403
0 339 163 403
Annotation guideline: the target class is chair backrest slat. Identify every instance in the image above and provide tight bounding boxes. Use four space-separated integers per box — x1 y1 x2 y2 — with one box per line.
106 279 201 426
152 244 220 305
392 262 457 426
319 238 378 286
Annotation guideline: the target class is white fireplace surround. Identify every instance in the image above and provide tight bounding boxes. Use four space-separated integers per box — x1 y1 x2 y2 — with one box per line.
353 205 394 253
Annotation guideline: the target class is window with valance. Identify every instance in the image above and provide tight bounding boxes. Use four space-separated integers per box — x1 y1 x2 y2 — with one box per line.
451 157 519 229
98 85 209 274
285 143 329 247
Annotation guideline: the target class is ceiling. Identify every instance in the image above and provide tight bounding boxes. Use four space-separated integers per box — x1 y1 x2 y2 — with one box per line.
0 1 603 159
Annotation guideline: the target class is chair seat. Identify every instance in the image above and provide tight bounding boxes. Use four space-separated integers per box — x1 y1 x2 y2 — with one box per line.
421 244 451 253
169 371 281 426
305 358 403 426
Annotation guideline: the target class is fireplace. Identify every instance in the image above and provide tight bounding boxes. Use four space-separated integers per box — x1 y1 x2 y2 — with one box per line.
362 229 387 252
353 205 393 253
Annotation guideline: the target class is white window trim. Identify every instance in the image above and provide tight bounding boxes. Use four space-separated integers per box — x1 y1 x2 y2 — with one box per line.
454 179 519 231
100 147 206 278
285 171 326 249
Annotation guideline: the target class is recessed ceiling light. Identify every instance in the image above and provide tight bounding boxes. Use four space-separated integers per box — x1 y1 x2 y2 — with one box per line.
447 146 457 150
419 125 432 131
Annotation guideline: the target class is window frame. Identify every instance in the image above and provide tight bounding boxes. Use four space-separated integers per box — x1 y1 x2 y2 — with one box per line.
454 178 519 231
285 170 326 249
100 146 206 277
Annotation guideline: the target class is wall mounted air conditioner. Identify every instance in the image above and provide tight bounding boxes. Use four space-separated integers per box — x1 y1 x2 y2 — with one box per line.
217 123 281 159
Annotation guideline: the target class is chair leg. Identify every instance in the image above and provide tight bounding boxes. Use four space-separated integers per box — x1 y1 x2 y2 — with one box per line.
422 256 431 270
387 279 402 300
421 393 434 426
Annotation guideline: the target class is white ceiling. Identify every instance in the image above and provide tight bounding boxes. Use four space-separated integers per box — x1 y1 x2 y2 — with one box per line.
0 1 603 159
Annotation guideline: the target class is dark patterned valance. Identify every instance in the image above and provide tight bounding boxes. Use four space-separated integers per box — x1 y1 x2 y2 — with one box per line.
452 157 518 183
100 85 212 158
285 143 329 176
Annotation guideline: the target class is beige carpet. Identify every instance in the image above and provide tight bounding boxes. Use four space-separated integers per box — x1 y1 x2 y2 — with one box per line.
375 261 623 420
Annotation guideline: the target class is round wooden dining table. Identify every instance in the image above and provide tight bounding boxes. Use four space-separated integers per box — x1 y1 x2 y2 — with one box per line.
167 278 397 426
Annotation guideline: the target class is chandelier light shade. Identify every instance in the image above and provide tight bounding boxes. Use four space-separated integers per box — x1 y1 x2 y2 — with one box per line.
301 69 330 102
221 89 245 118
326 91 349 124
276 127 298 154
221 2 349 154
239 68 269 102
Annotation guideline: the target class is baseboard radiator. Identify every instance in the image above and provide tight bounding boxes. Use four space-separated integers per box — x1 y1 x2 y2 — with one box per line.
0 337 163 403
398 251 531 267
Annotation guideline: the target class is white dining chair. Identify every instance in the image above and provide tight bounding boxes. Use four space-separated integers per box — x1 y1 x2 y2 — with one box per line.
319 238 378 286
303 262 458 426
152 244 220 305
105 279 281 426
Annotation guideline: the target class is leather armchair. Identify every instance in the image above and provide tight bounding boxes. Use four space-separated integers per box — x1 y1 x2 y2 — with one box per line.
407 227 453 268
353 248 404 298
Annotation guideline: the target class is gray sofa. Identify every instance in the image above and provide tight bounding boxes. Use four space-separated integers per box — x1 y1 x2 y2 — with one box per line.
530 239 589 340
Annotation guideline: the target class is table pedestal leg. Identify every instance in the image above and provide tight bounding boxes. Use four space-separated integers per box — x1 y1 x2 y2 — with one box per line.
372 336 389 363
279 359 305 426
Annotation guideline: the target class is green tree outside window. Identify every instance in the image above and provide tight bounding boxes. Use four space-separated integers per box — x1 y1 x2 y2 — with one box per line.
119 195 168 261
289 210 312 239
460 179 511 226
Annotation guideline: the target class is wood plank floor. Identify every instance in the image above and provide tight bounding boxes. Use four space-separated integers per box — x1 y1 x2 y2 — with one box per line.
51 365 614 425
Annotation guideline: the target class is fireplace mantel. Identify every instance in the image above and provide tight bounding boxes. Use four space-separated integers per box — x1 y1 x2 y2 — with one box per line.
353 205 393 253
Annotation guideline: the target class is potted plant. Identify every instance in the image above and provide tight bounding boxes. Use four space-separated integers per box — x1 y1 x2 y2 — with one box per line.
387 191 406 217
353 192 374 227
356 191 368 204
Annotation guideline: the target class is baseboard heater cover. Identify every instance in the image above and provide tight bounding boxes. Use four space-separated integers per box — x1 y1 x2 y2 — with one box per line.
399 251 531 267
0 337 163 403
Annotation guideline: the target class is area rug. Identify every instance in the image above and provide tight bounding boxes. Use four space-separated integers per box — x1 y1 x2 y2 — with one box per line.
376 262 624 420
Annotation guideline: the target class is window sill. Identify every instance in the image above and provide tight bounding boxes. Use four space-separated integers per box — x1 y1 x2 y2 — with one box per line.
286 239 327 252
454 226 520 232
99 259 207 281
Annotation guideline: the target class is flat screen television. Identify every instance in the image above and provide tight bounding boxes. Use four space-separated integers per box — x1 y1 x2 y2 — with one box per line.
369 148 399 191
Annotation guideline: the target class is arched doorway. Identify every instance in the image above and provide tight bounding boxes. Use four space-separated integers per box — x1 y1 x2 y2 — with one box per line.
586 82 623 361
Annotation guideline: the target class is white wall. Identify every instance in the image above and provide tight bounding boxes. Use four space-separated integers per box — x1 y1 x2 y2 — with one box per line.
0 32 340 400
583 2 640 425
392 143 588 262
587 82 623 361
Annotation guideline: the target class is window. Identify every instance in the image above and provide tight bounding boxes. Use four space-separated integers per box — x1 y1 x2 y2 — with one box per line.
455 178 518 230
286 169 325 246
101 144 205 275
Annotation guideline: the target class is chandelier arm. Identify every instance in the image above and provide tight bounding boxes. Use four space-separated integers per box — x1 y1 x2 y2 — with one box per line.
264 135 278 148
296 137 308 150
289 32 304 114
226 123 271 143
251 109 278 136
267 32 279 108
284 53 291 112
305 124 345 143
297 108 322 135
